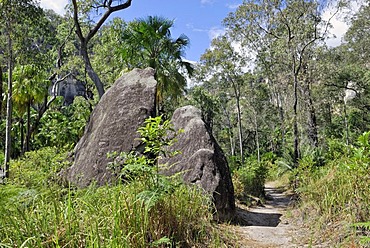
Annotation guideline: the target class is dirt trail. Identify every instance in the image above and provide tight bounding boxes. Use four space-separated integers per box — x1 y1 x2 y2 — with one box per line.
234 182 300 248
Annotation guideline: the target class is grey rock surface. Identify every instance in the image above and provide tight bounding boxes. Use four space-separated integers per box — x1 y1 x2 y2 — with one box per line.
65 68 157 187
162 105 235 220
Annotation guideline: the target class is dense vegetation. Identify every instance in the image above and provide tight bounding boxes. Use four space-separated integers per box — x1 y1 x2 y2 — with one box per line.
1 0 369 246
0 118 232 247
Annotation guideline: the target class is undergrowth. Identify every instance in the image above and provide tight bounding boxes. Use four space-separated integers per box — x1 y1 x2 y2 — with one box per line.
0 178 218 247
231 154 271 205
0 116 233 247
296 132 370 247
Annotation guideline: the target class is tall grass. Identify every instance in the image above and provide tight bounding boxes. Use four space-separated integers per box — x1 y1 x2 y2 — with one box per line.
296 133 370 246
0 147 229 247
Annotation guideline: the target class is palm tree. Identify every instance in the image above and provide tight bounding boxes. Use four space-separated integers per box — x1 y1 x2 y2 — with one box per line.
12 64 48 153
121 16 193 114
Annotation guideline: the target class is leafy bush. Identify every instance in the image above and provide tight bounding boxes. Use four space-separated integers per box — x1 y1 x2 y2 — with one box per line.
232 155 269 203
9 147 70 188
33 98 90 149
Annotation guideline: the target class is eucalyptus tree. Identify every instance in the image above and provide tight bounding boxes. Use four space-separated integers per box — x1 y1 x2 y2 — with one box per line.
342 2 370 67
189 76 237 157
199 35 249 163
315 1 370 142
190 85 222 135
70 0 132 99
339 1 370 135
0 34 4 121
224 0 343 165
121 16 193 114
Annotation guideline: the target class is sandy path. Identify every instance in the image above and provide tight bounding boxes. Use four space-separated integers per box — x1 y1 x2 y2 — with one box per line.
234 182 298 248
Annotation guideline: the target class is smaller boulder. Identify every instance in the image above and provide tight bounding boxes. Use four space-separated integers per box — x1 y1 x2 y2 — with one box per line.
162 105 235 220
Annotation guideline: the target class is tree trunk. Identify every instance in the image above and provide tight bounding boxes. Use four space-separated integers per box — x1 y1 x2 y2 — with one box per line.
278 95 285 148
72 0 133 100
25 99 31 152
293 73 300 167
254 113 260 163
236 95 244 163
304 83 318 147
80 41 105 99
0 68 3 119
20 118 24 154
4 25 13 178
222 105 235 157
344 99 349 146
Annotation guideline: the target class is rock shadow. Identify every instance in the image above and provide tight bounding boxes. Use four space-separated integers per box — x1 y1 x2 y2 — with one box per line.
233 184 295 227
264 186 293 209
234 208 282 227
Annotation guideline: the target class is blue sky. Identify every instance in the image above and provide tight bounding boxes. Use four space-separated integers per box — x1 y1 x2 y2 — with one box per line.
40 0 353 62
40 0 242 62
112 0 243 62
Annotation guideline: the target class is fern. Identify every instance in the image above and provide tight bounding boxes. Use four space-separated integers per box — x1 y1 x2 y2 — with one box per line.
352 222 370 245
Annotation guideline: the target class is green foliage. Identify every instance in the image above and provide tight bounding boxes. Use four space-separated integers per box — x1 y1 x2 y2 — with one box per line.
188 86 220 129
9 147 70 188
12 64 49 115
138 115 181 161
108 115 182 186
352 222 370 246
92 18 128 87
0 151 4 166
232 155 269 203
34 98 90 149
121 16 193 109
297 132 370 245
0 180 217 247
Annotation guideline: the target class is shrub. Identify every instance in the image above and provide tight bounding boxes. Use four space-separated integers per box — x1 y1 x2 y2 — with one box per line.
232 155 269 203
9 147 70 188
33 98 90 149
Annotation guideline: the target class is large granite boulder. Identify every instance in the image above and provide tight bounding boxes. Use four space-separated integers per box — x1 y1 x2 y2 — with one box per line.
65 68 157 187
162 105 235 220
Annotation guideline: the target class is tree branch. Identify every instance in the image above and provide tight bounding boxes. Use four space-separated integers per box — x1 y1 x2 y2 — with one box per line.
324 83 359 94
86 0 132 42
72 0 85 42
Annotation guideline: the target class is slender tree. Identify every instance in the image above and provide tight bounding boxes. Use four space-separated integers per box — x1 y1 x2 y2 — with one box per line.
12 64 48 152
199 35 248 163
4 2 13 178
92 18 128 87
1 0 44 178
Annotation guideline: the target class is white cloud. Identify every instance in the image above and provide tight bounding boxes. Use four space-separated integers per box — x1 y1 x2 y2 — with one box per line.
226 3 241 9
39 0 68 15
187 23 225 41
208 27 225 40
200 0 214 5
322 10 348 47
322 1 362 47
